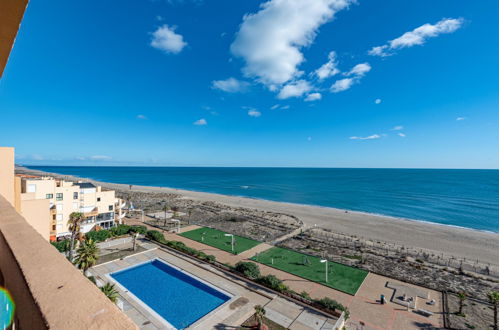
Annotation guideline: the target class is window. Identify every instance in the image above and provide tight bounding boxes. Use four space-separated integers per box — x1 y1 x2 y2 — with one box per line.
73 192 78 200
46 193 53 199
72 202 78 210
56 193 63 201
52 225 56 231
97 197 101 202
56 214 63 222
27 184 36 193
108 205 113 211
52 215 56 220
57 224 62 231
56 204 63 211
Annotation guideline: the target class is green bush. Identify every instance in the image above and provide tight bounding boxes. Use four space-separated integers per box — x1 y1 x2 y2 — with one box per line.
51 239 70 252
205 255 216 263
314 297 349 318
110 224 131 236
257 275 288 292
146 230 167 243
235 261 261 280
85 230 110 242
129 225 147 234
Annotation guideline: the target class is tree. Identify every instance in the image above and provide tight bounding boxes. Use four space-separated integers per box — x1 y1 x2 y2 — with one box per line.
100 283 119 304
68 212 84 262
74 239 99 273
171 206 179 219
489 291 499 330
162 204 170 227
457 291 467 315
254 305 266 330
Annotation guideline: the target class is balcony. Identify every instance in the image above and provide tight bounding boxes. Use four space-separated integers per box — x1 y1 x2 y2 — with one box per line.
0 195 137 329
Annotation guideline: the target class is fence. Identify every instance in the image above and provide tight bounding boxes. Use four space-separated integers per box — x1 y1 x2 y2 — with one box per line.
306 228 499 278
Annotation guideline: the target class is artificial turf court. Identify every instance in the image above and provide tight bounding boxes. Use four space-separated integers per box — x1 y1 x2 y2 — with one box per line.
179 227 261 254
251 247 368 295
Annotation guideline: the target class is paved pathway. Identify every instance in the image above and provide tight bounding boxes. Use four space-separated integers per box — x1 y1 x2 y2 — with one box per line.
125 218 444 329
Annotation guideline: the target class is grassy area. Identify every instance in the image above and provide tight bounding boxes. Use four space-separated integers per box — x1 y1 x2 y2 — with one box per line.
179 227 261 254
251 247 368 295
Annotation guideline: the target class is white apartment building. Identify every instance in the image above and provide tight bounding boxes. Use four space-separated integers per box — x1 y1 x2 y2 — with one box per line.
20 177 125 241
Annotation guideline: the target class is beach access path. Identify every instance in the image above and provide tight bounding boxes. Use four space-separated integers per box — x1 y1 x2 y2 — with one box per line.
127 219 444 330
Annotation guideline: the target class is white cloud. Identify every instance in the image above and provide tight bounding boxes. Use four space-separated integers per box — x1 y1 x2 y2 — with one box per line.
346 62 371 77
398 132 406 137
369 18 464 57
90 155 112 160
277 80 312 99
150 24 187 54
305 92 322 102
270 104 280 110
315 51 340 80
331 62 371 93
374 98 382 104
456 117 466 121
392 125 404 131
331 78 354 93
137 114 147 120
212 77 250 93
193 118 207 125
231 0 352 87
248 109 261 117
349 134 381 140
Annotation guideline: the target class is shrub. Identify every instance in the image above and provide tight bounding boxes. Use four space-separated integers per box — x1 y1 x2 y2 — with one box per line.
146 230 167 244
300 291 311 300
85 230 110 243
205 255 216 263
110 224 131 236
257 275 288 292
314 297 349 319
51 239 70 252
129 225 147 235
235 261 261 280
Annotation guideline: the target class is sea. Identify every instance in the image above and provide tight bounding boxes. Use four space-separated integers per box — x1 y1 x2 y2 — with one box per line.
26 166 499 233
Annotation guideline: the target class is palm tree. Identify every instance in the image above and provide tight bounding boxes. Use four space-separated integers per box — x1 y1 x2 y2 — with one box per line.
74 239 99 274
457 291 467 315
68 212 84 262
171 206 179 219
162 204 170 227
489 291 499 330
254 305 266 330
100 283 119 304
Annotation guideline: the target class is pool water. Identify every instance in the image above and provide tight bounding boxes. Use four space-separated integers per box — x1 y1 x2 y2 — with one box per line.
110 259 231 329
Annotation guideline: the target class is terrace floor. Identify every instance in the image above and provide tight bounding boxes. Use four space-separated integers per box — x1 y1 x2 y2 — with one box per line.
89 240 339 329
125 220 445 329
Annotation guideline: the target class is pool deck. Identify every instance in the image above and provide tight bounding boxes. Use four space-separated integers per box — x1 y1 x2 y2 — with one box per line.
90 240 340 329
126 220 445 329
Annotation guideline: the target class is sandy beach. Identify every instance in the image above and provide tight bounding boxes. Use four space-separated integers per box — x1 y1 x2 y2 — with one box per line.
17 166 499 265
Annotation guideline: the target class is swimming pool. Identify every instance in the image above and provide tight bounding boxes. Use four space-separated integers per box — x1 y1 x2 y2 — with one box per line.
109 259 231 329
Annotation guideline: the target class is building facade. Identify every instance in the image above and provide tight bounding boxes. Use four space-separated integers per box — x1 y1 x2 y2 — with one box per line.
19 176 125 241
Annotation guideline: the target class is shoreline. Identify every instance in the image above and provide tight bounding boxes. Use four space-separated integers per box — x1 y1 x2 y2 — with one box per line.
17 166 499 265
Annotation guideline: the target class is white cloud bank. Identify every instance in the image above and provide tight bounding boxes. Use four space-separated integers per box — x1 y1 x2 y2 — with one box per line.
212 77 249 93
350 134 381 140
231 0 352 87
193 118 207 125
369 18 464 57
150 25 187 54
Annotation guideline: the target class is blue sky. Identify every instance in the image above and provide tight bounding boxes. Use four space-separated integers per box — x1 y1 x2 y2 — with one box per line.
1 0 498 168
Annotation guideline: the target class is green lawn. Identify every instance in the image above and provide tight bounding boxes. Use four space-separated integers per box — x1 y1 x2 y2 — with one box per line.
179 227 261 254
251 247 368 295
